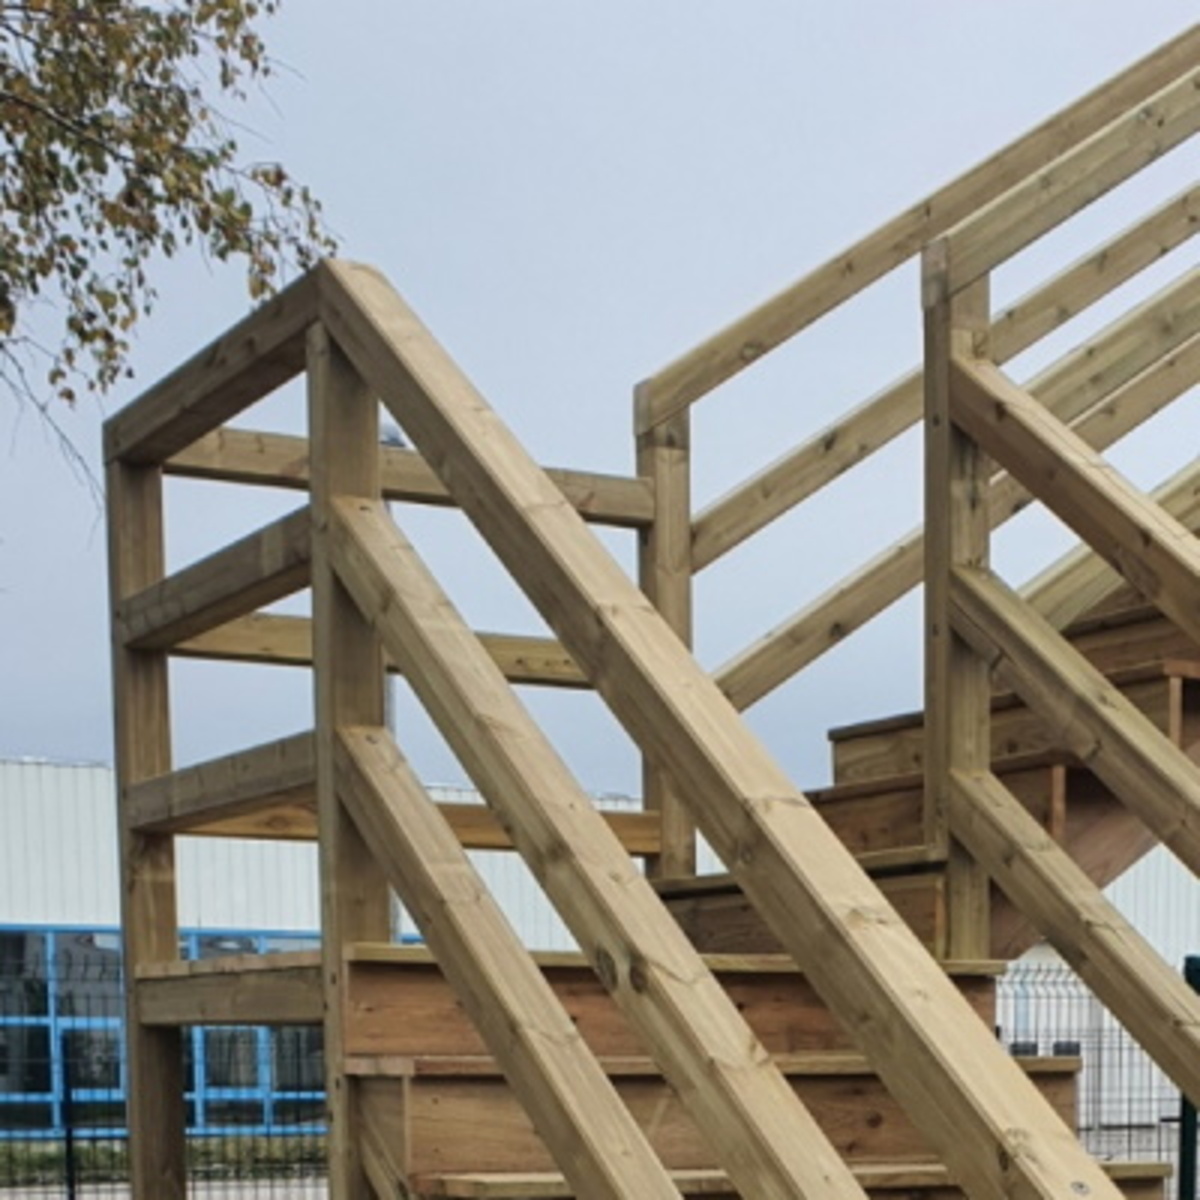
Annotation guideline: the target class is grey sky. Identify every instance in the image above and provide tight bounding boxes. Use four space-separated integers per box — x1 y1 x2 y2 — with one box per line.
1 2 1197 798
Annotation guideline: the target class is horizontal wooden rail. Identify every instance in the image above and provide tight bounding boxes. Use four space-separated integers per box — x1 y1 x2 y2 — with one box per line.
138 952 322 1025
691 186 1200 570
1024 453 1200 629
118 507 311 650
175 611 588 687
941 67 1200 295
126 730 660 853
951 355 1200 646
949 565 1200 876
326 494 863 1199
713 273 1200 709
168 428 656 529
321 258 1121 1200
126 731 314 832
948 766 1200 1105
104 272 318 466
635 24 1200 430
335 725 683 1200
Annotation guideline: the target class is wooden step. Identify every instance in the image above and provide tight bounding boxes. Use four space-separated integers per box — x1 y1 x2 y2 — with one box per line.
356 1052 1080 1176
829 660 1200 784
344 943 1000 1058
411 1161 1171 1199
1065 598 1199 676
659 866 953 957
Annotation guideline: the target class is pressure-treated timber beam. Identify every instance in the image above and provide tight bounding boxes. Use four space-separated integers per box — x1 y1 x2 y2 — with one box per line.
713 273 1200 710
328 496 866 1200
318 259 1121 1200
949 767 1200 1104
137 953 322 1025
125 733 662 853
951 355 1200 646
105 272 318 466
118 507 311 650
125 732 314 833
691 185 1200 571
942 68 1200 296
1024 455 1200 630
336 726 683 1200
175 610 588 688
950 564 1200 877
167 428 656 529
635 24 1200 429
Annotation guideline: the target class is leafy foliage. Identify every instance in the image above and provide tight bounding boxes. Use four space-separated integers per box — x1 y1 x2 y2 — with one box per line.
0 0 334 413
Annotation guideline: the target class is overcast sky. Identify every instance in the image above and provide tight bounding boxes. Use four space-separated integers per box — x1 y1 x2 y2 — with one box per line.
1 1 1197 799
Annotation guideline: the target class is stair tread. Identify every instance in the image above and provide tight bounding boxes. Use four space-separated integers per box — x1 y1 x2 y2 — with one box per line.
828 657 1199 742
413 1160 1170 1197
346 1050 1080 1078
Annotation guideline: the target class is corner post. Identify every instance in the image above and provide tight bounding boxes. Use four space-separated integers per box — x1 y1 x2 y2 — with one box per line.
635 392 696 878
308 321 392 1199
923 242 992 959
106 461 186 1199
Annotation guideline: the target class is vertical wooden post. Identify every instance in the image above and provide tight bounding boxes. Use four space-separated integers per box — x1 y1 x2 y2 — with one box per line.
106 462 186 1199
308 323 392 1200
635 396 696 878
922 244 992 959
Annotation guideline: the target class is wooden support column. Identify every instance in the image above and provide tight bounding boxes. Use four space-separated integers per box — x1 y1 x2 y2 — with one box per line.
308 323 392 1200
923 243 991 959
106 462 186 1200
635 398 696 878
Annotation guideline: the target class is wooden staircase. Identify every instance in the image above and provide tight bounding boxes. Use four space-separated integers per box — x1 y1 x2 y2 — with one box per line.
104 25 1200 1200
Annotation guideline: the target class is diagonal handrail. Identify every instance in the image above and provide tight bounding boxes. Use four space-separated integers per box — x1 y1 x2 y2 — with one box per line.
636 25 1200 431
317 257 1124 1200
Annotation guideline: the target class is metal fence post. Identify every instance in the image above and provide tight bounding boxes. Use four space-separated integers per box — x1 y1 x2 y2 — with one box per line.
1180 956 1200 1200
61 1029 77 1200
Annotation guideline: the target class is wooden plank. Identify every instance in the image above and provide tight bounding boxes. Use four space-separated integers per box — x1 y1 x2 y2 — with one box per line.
319 258 1121 1200
175 611 588 688
307 323 392 1200
327 495 867 1200
951 355 1200 647
1024 449 1200 632
119 507 311 650
137 958 322 1025
345 953 999 1061
167 427 656 529
664 870 948 959
104 271 318 465
690 185 1200 572
634 25 1200 429
943 67 1200 294
106 462 186 1199
337 726 682 1200
830 665 1181 784
922 253 991 957
950 565 1200 877
636 405 697 877
714 270 1200 710
949 766 1200 1104
126 732 315 834
413 1161 1170 1200
366 1060 1078 1176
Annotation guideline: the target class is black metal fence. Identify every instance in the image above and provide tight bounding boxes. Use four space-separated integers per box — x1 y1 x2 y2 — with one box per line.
1 936 326 1196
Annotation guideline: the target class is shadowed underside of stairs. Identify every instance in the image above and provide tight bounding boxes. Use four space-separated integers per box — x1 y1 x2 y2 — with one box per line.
105 24 1200 1200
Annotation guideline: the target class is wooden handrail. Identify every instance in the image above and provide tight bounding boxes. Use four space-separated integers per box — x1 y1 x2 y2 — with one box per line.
691 185 1200 571
712 270 1200 709
635 24 1200 431
940 67 1200 296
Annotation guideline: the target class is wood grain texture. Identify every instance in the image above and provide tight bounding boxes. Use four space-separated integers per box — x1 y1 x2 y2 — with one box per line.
167 427 655 529
104 271 318 465
327 494 865 1200
319 258 1120 1200
635 25 1200 428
